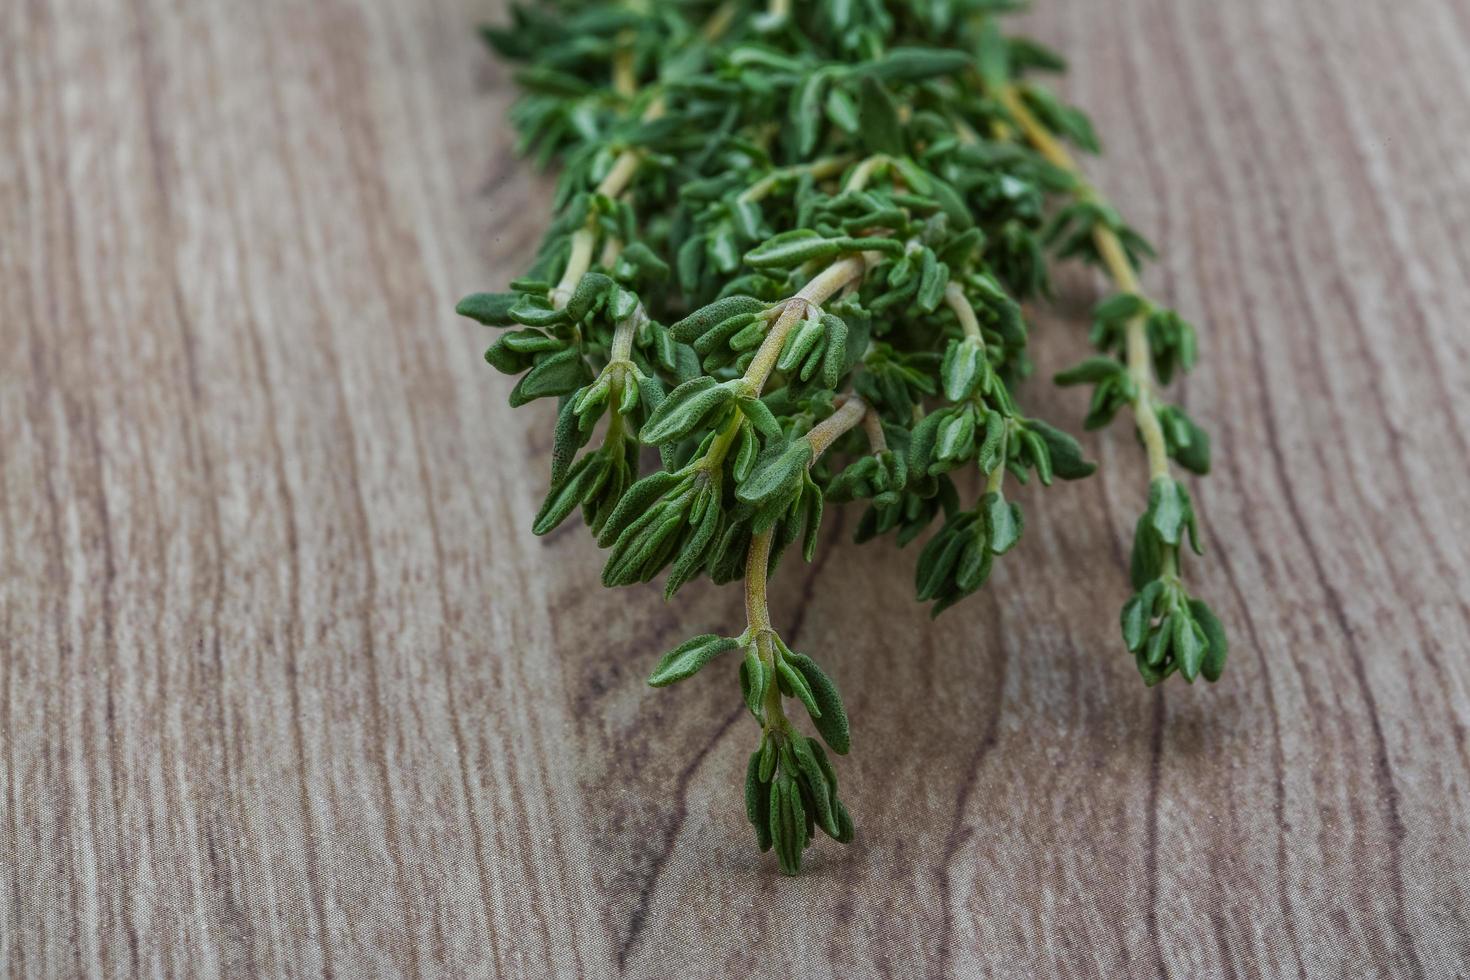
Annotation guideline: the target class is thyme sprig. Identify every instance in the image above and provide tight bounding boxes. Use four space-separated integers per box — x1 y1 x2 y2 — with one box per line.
461 0 1229 874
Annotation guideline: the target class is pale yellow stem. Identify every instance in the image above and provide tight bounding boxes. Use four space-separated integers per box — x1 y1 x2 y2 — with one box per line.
612 44 637 98
742 254 873 392
804 396 869 460
701 1 739 42
609 304 645 363
944 282 984 342
862 410 888 453
744 529 773 631
1000 86 1172 483
986 461 1007 494
844 155 889 193
738 154 859 205
550 230 598 310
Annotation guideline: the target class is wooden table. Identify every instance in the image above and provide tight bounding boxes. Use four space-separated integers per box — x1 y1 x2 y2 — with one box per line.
5 1 1468 976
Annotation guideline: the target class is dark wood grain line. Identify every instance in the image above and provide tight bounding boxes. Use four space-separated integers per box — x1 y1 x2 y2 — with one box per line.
346 11 507 963
246 12 340 975
5 0 1470 976
616 704 743 970
934 596 1008 980
1149 5 1308 975
125 3 263 969
617 510 850 969
1210 87 1426 980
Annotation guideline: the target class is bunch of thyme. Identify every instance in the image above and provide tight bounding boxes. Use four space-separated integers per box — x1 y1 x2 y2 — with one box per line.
460 0 1228 874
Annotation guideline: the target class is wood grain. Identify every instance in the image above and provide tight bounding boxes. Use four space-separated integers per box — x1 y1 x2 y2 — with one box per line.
3 0 1469 976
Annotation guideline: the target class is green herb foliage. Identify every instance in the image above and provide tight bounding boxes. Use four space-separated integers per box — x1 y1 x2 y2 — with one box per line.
461 0 1227 874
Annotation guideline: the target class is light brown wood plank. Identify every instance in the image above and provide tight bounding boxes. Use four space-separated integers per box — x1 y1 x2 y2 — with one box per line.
2 0 1468 977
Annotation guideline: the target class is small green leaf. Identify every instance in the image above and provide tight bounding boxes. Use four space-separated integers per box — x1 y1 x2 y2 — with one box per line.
1190 598 1229 682
776 656 821 720
857 77 905 156
745 750 773 851
855 47 972 82
510 349 591 406
787 652 850 754
1054 357 1125 386
983 492 1023 555
1147 478 1188 546
566 272 614 322
738 440 814 507
745 230 843 270
740 644 767 719
647 634 741 687
1027 419 1096 480
1174 612 1206 682
669 296 768 344
456 292 519 326
640 377 738 445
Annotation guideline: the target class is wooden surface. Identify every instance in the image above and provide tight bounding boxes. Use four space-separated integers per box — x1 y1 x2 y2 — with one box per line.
4 0 1469 977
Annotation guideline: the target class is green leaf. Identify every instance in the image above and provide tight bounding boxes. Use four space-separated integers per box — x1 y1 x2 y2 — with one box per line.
1027 419 1096 480
745 230 843 270
976 20 1011 91
456 292 519 326
596 470 682 548
787 652 850 754
776 656 821 720
857 77 905 156
941 337 984 402
1147 478 1188 546
770 773 806 875
566 272 614 322
825 86 860 133
640 377 738 445
510 349 591 406
647 634 741 687
1175 612 1206 682
791 736 838 838
738 440 814 507
1121 593 1149 654
855 47 972 82
533 453 608 536
1190 598 1229 682
745 750 773 851
1094 292 1146 324
1054 357 1125 386
983 492 1023 555
791 72 827 157
740 644 767 719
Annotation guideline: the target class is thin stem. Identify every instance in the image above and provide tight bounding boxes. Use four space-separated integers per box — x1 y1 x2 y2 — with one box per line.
701 409 745 471
738 154 859 205
744 529 773 631
549 103 660 309
735 155 898 390
844 154 889 192
612 40 637 98
804 396 868 460
550 229 598 310
861 409 888 453
609 305 644 363
999 86 1173 484
742 254 871 392
743 529 790 733
986 461 1007 494
944 282 985 343
702 1 739 42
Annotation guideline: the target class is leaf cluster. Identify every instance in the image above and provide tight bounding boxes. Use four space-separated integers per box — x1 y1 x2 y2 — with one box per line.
463 0 1230 873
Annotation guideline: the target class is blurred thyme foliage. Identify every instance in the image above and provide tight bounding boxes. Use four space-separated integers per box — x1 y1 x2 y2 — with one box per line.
459 0 1228 874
